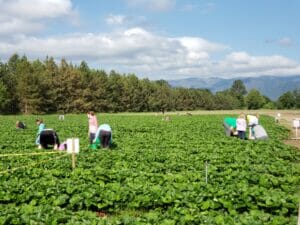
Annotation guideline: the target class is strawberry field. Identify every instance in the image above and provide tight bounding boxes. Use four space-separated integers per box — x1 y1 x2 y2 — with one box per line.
0 114 299 224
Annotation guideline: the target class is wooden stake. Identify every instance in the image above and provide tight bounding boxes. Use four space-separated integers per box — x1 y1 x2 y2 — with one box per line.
297 203 300 225
72 138 76 170
205 161 208 184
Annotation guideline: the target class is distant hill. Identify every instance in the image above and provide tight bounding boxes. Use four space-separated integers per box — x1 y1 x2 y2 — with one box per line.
167 75 300 100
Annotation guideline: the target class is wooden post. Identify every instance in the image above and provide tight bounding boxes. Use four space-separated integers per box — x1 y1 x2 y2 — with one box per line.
72 138 76 170
205 161 208 184
292 119 300 140
298 203 300 225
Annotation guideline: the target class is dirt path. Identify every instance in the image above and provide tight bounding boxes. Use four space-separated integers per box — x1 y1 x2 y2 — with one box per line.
262 111 300 149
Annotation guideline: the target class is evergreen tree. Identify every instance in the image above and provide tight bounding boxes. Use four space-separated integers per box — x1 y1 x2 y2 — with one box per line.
0 81 8 113
245 89 266 109
214 90 239 109
139 78 154 111
107 70 125 112
4 54 21 113
122 74 144 112
43 57 60 113
16 56 44 114
173 88 193 111
2 53 297 114
149 80 172 113
230 79 247 96
277 91 295 109
293 89 300 109
229 79 247 108
262 95 276 109
91 70 110 112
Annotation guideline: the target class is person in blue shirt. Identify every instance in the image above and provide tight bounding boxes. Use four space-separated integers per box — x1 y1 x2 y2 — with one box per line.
93 124 112 149
36 119 60 149
36 119 46 148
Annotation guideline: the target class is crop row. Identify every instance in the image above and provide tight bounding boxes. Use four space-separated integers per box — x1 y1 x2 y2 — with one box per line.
0 114 299 224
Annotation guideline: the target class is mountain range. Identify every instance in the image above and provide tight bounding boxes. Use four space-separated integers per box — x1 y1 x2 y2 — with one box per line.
167 75 300 100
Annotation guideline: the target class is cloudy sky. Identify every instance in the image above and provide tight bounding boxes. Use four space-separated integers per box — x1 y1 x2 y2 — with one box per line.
0 0 299 79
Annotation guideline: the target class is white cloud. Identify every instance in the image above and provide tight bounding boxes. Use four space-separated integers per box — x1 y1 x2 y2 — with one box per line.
104 14 148 28
181 4 197 11
278 37 293 47
0 0 76 35
0 27 299 79
216 52 300 77
200 2 216 14
105 14 128 25
125 0 175 11
0 0 73 20
0 18 43 35
181 2 216 14
265 37 294 47
179 37 227 53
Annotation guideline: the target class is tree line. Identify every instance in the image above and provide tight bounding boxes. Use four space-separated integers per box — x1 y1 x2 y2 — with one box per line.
0 54 299 114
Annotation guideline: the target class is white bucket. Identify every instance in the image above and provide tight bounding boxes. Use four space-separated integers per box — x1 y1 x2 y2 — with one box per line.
67 138 80 154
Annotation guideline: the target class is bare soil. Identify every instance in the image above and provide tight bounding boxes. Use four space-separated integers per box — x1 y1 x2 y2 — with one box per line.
284 139 300 149
256 110 300 149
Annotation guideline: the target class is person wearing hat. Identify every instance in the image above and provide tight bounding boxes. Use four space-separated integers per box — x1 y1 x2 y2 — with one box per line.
247 114 259 139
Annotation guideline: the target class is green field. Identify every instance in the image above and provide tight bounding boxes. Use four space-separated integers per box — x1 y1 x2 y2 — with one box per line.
0 114 299 224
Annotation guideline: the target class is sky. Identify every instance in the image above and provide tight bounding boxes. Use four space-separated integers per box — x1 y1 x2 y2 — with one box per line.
0 0 299 80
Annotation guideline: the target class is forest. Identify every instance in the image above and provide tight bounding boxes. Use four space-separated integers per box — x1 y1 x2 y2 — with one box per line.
0 54 299 114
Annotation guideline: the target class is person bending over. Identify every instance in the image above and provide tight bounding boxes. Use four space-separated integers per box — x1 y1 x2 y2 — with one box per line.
16 121 26 129
247 114 259 139
223 117 237 137
93 124 112 149
39 129 60 149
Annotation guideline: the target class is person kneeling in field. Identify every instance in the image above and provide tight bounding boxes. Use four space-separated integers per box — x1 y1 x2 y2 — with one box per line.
223 117 237 137
39 129 60 150
35 119 60 150
92 124 112 149
16 121 26 129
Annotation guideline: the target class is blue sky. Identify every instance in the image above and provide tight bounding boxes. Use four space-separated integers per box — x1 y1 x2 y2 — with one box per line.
0 0 299 80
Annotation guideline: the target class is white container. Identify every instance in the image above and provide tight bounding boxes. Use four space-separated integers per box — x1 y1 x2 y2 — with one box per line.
67 138 80 154
293 119 300 128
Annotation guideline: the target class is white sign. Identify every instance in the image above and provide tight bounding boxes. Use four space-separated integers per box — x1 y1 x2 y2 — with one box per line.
293 119 300 128
67 138 80 154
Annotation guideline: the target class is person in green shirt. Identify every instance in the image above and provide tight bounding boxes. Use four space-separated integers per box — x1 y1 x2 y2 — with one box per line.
223 117 237 137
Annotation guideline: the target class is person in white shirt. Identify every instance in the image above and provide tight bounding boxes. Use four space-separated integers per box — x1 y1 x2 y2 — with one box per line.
236 113 247 140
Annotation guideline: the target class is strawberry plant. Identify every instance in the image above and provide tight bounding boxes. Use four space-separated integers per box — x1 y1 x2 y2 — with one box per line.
0 114 299 224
